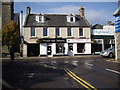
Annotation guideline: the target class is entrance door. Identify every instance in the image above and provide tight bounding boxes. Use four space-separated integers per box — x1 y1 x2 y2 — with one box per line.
27 44 40 57
47 46 52 55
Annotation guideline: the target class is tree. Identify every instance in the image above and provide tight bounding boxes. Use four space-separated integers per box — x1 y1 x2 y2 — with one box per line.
2 21 20 51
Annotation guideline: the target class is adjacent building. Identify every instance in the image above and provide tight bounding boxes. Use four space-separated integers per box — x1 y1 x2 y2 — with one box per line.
23 6 91 57
113 0 120 60
91 22 115 54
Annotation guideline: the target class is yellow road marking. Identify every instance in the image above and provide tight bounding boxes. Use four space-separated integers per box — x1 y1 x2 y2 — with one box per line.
64 69 97 90
106 59 120 63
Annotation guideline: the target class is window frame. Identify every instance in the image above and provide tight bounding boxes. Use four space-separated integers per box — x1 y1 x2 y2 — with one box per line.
79 28 83 36
67 27 72 36
43 27 48 36
55 27 60 36
31 27 36 37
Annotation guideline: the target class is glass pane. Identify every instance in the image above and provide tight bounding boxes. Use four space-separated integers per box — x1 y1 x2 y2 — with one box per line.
31 27 35 36
43 27 47 36
56 27 59 36
67 27 71 36
79 28 83 36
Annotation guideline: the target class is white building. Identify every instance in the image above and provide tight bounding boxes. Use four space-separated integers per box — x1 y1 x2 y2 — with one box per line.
23 6 91 57
91 23 115 54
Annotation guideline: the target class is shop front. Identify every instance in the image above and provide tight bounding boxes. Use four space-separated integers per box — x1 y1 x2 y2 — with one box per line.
39 38 66 57
67 39 91 55
91 36 115 54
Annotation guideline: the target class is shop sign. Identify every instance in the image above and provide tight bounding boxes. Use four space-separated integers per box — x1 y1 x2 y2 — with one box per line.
92 29 114 35
115 15 120 33
40 38 66 43
67 39 91 43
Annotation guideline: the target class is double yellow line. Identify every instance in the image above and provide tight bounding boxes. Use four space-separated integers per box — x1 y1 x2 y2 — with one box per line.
64 69 97 90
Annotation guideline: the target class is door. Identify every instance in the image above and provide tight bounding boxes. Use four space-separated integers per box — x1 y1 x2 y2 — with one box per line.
47 46 52 55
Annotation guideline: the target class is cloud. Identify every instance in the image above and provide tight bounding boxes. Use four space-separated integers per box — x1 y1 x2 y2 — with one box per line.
49 5 115 25
49 5 79 14
85 9 115 25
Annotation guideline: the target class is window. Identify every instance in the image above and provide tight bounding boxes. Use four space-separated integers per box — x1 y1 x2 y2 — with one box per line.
56 27 60 36
70 17 73 22
67 27 72 36
39 16 42 21
79 28 83 36
36 15 44 22
66 15 76 22
31 27 36 37
68 43 73 51
43 27 48 36
77 43 85 53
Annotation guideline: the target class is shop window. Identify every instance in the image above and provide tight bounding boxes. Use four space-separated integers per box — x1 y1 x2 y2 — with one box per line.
68 43 73 51
31 27 36 37
77 43 85 53
43 27 48 36
56 43 65 53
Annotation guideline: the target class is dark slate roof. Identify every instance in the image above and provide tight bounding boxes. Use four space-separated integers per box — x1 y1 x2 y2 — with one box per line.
24 14 90 27
92 24 103 29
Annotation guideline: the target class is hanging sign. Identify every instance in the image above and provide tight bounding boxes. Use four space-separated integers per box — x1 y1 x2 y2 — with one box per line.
115 15 120 33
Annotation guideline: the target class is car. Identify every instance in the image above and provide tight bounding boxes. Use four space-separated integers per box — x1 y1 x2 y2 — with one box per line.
100 46 115 58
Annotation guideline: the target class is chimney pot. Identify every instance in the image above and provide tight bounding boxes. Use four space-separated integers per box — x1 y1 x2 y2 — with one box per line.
26 6 31 16
79 6 84 17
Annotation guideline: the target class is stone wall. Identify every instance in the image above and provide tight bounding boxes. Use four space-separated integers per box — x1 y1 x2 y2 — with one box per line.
115 32 120 60
2 2 14 26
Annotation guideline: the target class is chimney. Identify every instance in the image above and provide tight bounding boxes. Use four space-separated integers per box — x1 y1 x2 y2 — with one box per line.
79 6 84 17
26 6 31 16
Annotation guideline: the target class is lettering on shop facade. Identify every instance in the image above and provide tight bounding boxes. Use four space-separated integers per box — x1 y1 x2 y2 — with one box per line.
40 38 66 43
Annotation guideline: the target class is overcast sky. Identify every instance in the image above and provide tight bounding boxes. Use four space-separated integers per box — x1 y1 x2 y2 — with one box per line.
14 2 118 25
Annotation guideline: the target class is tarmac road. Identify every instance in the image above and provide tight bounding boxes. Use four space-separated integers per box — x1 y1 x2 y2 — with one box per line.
2 55 120 89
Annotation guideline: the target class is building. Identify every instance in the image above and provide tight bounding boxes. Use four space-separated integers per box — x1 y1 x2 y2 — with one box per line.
0 0 14 27
113 0 120 60
23 6 91 57
0 0 20 53
91 22 115 54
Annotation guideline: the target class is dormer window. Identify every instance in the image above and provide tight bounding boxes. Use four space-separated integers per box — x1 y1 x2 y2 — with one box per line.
36 15 45 23
66 14 76 22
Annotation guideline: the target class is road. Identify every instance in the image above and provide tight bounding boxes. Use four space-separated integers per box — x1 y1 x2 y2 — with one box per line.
2 55 120 89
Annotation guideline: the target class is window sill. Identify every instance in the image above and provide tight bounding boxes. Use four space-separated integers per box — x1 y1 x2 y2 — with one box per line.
67 36 74 38
56 36 62 38
30 36 37 39
79 36 86 39
43 36 50 38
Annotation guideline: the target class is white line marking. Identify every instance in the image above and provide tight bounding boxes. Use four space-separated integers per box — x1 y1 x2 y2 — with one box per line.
85 63 93 66
105 68 120 74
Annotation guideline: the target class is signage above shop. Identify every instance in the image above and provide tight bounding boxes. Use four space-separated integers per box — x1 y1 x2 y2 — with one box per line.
40 38 66 43
67 39 91 43
115 15 120 33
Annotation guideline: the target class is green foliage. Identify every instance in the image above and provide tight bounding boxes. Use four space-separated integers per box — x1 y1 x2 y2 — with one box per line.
2 21 20 49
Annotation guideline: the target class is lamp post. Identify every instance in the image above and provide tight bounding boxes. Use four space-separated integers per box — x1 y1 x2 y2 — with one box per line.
20 11 23 57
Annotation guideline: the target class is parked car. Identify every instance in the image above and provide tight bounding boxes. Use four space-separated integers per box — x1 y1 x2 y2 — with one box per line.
100 46 115 58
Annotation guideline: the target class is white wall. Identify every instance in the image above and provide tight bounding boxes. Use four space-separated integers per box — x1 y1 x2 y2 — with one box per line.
52 43 56 55
64 43 68 54
23 44 27 57
73 43 77 55
85 43 91 54
40 44 47 55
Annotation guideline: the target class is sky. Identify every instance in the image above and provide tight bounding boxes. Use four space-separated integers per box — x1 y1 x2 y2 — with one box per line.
14 2 118 25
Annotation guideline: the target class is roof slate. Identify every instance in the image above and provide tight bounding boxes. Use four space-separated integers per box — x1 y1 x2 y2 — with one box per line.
24 14 90 27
